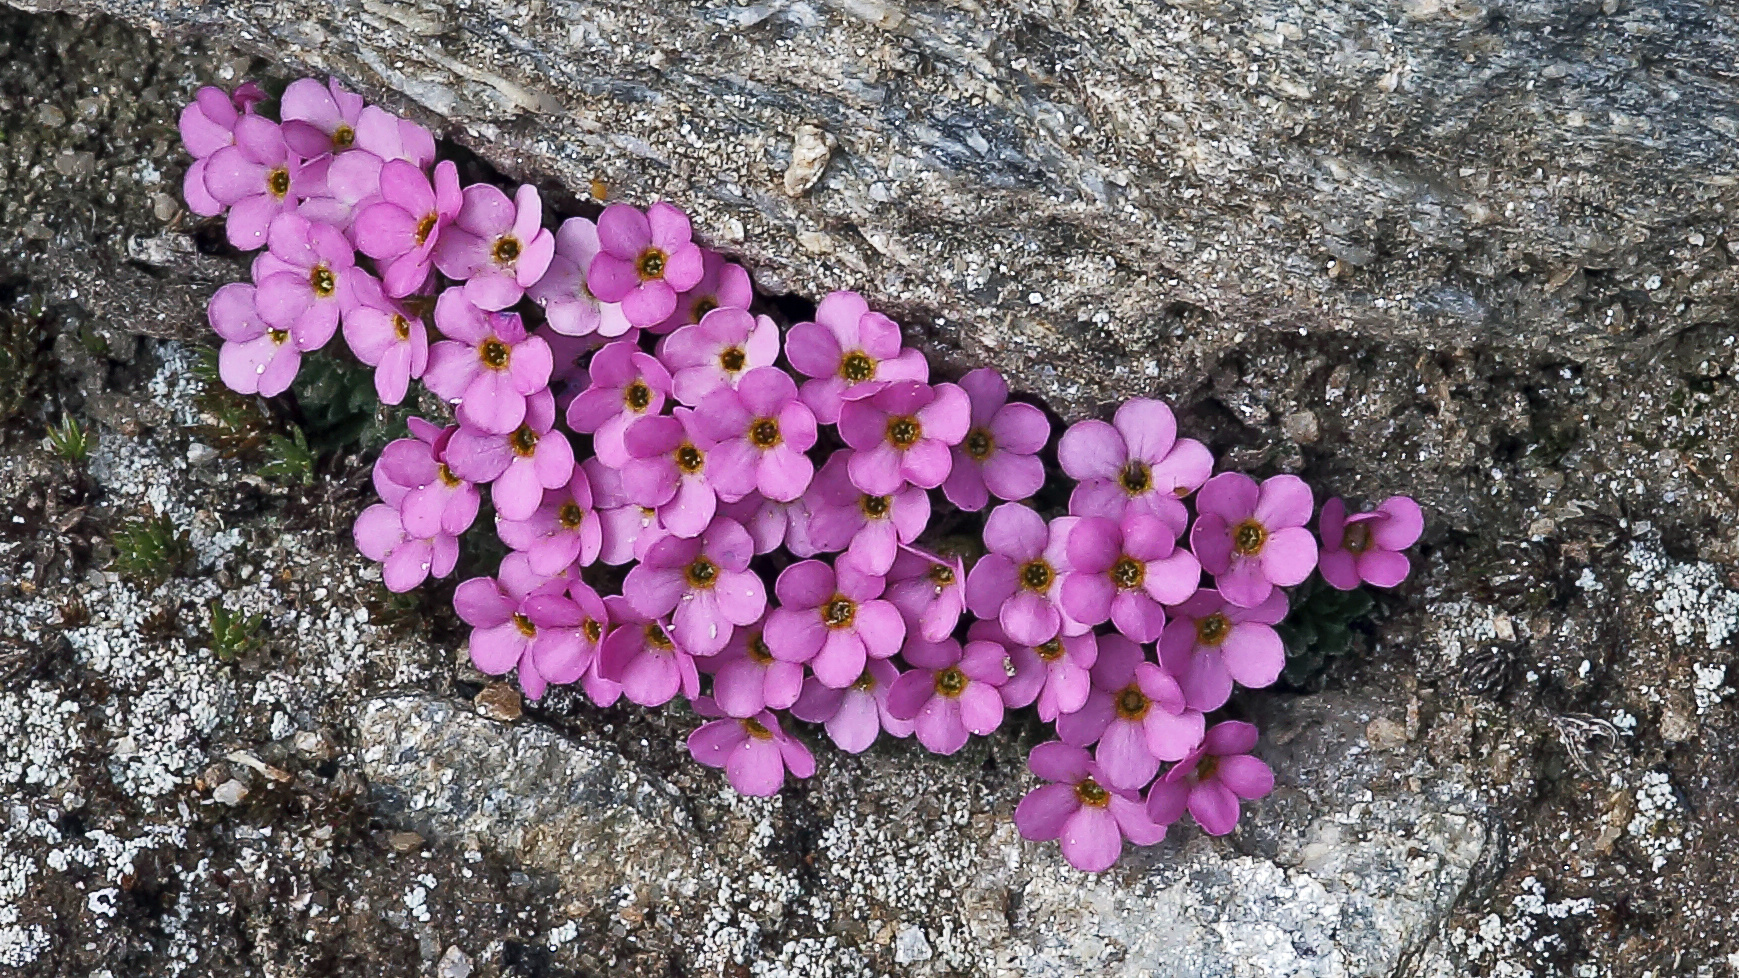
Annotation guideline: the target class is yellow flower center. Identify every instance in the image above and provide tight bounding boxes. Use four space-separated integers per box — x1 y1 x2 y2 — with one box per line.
1232 519 1268 557
624 379 652 411
1074 778 1111 808
1019 559 1054 592
331 123 355 149
512 613 536 637
1115 684 1150 721
414 212 439 245
509 426 539 457
749 418 782 449
479 338 511 370
644 622 674 650
692 295 719 321
492 236 521 266
964 427 995 461
558 502 587 530
1119 460 1152 495
838 350 877 382
1110 556 1145 590
822 596 856 629
1195 612 1231 647
684 556 719 589
268 328 290 346
742 717 774 740
1343 522 1373 555
266 166 290 199
675 443 705 475
437 463 461 488
933 666 968 698
747 633 774 665
392 314 412 340
583 618 603 644
886 415 922 449
927 563 955 586
718 345 746 373
636 249 667 280
1035 638 1065 661
309 264 336 299
858 494 891 520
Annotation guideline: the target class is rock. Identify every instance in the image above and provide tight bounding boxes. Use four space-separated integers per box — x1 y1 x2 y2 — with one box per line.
388 831 425 853
211 779 248 806
472 682 522 723
893 923 932 964
436 946 472 978
782 125 833 198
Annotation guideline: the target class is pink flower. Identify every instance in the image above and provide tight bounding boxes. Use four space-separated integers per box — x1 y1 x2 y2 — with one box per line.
786 291 929 424
621 411 719 539
350 104 436 167
424 295 554 435
720 494 815 557
1057 398 1213 530
1055 634 1204 790
202 116 307 250
585 457 666 565
884 545 967 643
525 217 634 338
789 658 913 753
598 596 700 708
433 183 556 310
444 389 576 522
984 620 1097 722
623 516 765 656
341 276 429 404
764 559 906 689
179 82 266 216
1145 721 1275 836
586 202 706 326
279 77 365 158
452 556 568 699
838 381 970 496
252 213 365 350
691 367 818 503
964 503 1076 647
354 159 463 297
1318 496 1423 590
495 466 603 575
1060 513 1201 643
886 638 1009 755
353 502 458 592
803 450 929 577
687 701 815 797
374 418 480 539
943 368 1049 512
564 339 671 467
1189 473 1317 608
512 582 612 701
655 250 753 333
208 283 307 396
705 621 805 719
659 307 780 406
1014 741 1165 873
1158 588 1288 712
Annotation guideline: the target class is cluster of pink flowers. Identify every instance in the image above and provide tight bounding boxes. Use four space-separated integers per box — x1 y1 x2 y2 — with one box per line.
183 79 1426 873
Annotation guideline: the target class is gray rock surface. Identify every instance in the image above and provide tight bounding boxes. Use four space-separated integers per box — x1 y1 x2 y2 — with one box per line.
0 3 1737 977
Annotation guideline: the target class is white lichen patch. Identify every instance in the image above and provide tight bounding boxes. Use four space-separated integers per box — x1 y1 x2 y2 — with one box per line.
1624 540 1739 650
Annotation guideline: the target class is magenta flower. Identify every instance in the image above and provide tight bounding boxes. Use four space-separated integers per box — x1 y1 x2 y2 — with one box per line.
1014 741 1165 873
764 559 906 689
687 700 816 797
443 389 576 522
838 381 970 496
985 620 1098 722
374 418 481 539
598 596 700 707
525 217 635 338
1189 473 1317 608
692 367 818 503
787 291 929 424
1057 398 1214 531
279 77 365 158
586 202 705 326
620 411 719 539
252 213 364 349
705 621 805 719
1055 634 1204 790
623 516 765 656
495 466 603 575
452 556 568 698
1060 513 1201 643
585 457 666 565
423 295 554 435
351 104 436 167
659 307 780 406
511 583 611 701
433 183 557 311
353 503 459 593
886 638 1009 755
720 494 815 557
179 83 266 216
1158 588 1288 712
943 368 1049 512
354 159 463 298
208 283 307 396
296 148 382 231
203 116 307 250
1145 721 1275 836
341 276 429 404
655 250 753 334
564 339 671 468
803 450 929 577
884 546 967 643
1318 496 1423 590
790 658 913 753
964 504 1076 647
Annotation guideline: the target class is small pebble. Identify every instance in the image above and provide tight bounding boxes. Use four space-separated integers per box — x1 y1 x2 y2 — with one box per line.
212 779 249 806
474 683 522 723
